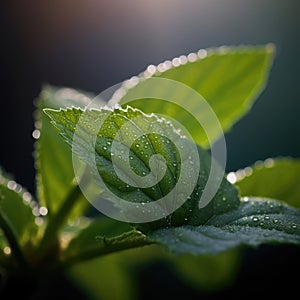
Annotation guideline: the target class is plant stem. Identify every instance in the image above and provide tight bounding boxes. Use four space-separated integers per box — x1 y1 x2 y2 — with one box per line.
39 184 82 250
0 212 27 266
62 230 155 267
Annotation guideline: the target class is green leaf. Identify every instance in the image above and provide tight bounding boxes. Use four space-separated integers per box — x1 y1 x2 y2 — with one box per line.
35 85 101 220
234 158 300 208
44 106 239 230
149 197 300 255
0 169 39 265
64 229 149 266
65 219 240 293
0 170 38 246
113 45 275 147
63 217 132 262
68 257 137 300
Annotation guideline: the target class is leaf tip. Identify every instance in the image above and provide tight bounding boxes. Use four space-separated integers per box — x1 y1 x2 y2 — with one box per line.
43 108 60 120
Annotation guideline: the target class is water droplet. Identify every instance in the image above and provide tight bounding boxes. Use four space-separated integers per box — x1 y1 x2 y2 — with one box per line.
32 207 40 217
130 156 134 160
35 217 43 226
179 55 188 65
264 158 275 168
3 247 11 255
142 171 146 175
32 129 40 139
252 217 259 222
172 57 181 67
244 166 253 176
227 172 237 184
147 64 156 75
39 206 48 216
7 180 17 191
106 141 112 145
222 196 226 202
273 219 279 224
264 216 270 220
184 218 188 221
103 146 108 150
135 144 140 148
197 49 207 59
187 52 198 62
291 224 297 229
259 222 264 226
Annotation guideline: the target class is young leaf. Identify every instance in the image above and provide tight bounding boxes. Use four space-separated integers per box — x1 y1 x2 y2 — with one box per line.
35 85 102 221
149 197 300 255
233 158 300 208
45 106 239 229
0 169 38 264
112 45 275 147
64 229 150 266
0 170 38 246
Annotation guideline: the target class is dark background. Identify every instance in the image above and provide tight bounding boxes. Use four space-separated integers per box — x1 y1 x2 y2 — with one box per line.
0 0 299 298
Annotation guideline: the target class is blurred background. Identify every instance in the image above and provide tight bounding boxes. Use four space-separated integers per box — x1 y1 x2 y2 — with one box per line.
0 0 299 299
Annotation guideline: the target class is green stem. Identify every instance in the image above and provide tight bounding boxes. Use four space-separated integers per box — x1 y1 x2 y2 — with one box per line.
62 231 155 267
39 184 82 250
0 212 27 266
